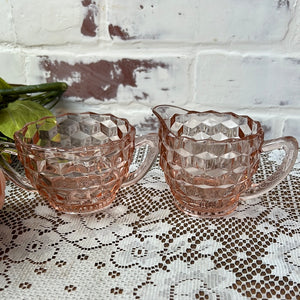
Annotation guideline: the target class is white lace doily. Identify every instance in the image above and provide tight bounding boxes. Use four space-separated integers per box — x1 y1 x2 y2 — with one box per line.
0 149 299 299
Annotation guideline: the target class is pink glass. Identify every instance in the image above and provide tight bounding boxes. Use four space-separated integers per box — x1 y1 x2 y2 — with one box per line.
153 105 298 218
0 112 158 214
0 170 5 209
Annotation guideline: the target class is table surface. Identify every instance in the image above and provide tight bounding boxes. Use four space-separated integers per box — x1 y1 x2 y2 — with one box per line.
0 149 299 300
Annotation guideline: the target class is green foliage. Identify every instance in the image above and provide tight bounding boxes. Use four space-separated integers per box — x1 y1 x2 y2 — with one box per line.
0 78 67 142
0 100 54 140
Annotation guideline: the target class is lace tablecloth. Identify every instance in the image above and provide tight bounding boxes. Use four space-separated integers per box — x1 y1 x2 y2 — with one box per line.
0 149 299 300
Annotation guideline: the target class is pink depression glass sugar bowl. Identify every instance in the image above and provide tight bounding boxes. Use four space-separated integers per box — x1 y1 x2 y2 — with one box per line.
153 105 298 218
0 112 158 214
0 169 5 209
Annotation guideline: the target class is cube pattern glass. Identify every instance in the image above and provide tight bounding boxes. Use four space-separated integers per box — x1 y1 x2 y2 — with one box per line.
14 112 135 213
157 110 264 217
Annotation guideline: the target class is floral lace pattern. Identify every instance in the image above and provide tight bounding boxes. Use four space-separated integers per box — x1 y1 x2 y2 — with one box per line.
0 150 299 299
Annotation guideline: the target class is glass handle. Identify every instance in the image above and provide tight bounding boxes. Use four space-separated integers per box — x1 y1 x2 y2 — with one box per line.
0 142 36 191
122 133 159 188
241 136 298 200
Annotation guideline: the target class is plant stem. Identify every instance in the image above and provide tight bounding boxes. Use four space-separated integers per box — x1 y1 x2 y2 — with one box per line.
0 82 68 96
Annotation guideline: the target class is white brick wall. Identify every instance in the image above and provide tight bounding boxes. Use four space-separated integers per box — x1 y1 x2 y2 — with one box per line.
194 53 300 109
107 0 296 42
0 0 299 140
11 0 84 46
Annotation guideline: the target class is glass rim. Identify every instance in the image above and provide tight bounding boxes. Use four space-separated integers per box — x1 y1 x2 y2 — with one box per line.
161 110 265 144
13 112 136 152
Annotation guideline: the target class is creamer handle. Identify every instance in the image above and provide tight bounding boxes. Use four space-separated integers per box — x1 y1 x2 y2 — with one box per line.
241 136 298 200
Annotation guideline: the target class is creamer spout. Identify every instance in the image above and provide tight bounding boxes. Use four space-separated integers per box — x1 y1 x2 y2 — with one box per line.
152 105 189 125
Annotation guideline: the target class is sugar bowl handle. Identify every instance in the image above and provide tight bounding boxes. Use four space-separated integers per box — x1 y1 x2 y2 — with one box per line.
122 133 158 188
0 142 36 191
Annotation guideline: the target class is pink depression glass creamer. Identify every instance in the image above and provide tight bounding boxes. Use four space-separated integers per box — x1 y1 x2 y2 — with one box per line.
153 105 298 218
0 112 158 214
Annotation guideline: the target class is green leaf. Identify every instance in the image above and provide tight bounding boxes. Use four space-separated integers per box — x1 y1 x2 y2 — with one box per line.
0 78 18 107
0 100 53 140
0 78 12 89
0 78 11 105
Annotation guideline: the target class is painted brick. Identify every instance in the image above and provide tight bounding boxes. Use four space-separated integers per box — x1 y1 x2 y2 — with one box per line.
0 51 26 84
0 0 299 142
283 118 300 142
289 7 300 50
0 0 15 43
107 0 295 42
26 54 192 105
9 0 99 46
194 52 300 110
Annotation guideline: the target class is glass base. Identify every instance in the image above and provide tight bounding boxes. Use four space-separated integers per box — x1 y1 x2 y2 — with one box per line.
173 198 239 218
47 196 116 214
